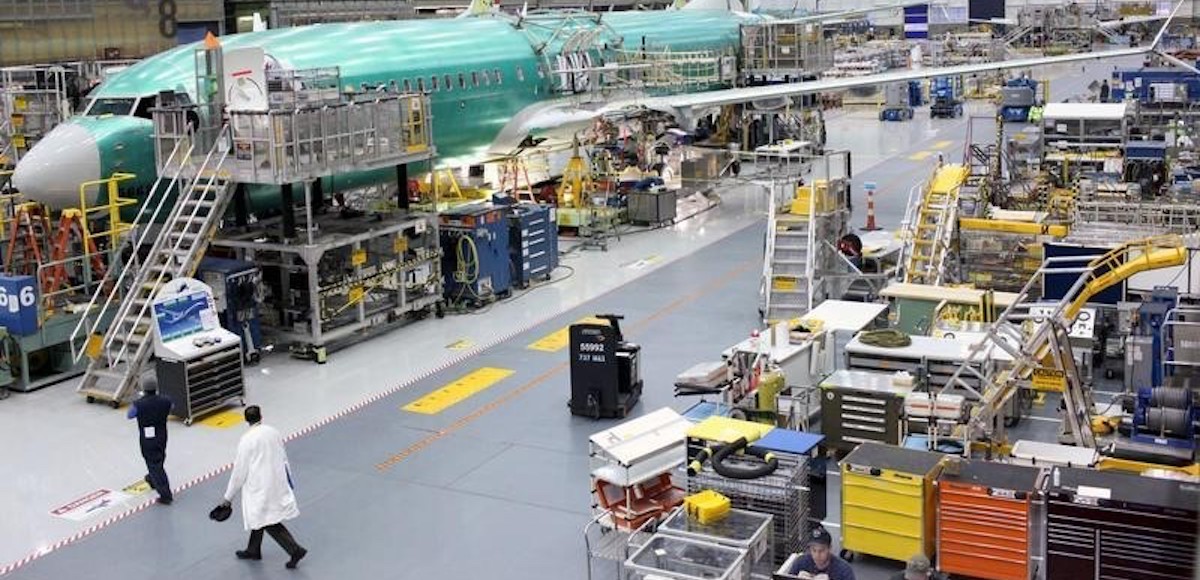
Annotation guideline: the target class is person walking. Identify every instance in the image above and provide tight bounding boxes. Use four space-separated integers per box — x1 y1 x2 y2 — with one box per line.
127 376 173 505
218 405 308 569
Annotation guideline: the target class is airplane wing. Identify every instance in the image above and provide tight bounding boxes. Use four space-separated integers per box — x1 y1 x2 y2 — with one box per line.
770 0 931 25
1098 14 1168 29
621 46 1148 114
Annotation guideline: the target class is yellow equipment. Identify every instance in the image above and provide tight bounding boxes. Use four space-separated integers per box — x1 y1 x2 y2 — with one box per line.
904 164 968 285
684 490 732 524
841 442 945 563
557 142 595 210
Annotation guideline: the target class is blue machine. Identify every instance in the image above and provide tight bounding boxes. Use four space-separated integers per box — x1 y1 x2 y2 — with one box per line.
1125 287 1197 454
507 203 558 289
929 77 963 118
440 203 511 307
879 82 914 121
1110 67 1200 105
1131 386 1197 450
197 257 264 363
1000 77 1039 123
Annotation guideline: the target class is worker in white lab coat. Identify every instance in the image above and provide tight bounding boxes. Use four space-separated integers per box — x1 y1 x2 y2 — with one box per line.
218 405 308 569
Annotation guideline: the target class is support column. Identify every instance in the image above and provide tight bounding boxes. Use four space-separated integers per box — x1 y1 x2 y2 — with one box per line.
396 164 409 211
281 182 295 239
309 177 324 216
233 183 248 228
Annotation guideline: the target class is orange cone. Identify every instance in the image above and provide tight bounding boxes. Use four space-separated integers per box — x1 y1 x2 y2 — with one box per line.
862 182 881 231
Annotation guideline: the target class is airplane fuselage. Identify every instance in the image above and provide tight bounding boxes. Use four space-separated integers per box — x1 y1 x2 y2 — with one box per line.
13 11 749 210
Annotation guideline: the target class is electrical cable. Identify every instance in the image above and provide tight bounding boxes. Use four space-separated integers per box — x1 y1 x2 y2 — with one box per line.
710 437 779 480
858 328 913 348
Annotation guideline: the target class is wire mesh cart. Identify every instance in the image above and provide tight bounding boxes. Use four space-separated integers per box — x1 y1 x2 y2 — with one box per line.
658 507 774 578
624 534 750 580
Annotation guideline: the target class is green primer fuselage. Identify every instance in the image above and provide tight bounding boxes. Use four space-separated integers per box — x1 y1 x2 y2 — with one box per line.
52 11 750 208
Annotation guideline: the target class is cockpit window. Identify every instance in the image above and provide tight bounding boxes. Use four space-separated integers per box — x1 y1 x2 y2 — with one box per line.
85 97 135 116
133 96 156 120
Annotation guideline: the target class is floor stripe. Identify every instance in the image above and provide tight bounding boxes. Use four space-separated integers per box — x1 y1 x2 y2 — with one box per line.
907 151 933 161
402 367 515 415
377 257 759 473
526 316 605 352
932 140 954 149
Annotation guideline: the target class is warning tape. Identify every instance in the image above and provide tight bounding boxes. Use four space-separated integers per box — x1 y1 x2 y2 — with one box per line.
0 220 758 576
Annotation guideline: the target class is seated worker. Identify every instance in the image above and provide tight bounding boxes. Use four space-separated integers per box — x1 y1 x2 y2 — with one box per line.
787 527 856 580
888 555 946 580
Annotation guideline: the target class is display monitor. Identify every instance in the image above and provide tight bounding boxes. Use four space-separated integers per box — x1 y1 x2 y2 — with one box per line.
153 290 212 342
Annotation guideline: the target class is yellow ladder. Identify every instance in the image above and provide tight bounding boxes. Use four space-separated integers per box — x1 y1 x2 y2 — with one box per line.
904 164 968 285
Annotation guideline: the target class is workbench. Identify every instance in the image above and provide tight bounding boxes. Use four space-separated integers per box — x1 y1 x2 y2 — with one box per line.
845 333 1013 393
936 460 1043 580
840 442 945 563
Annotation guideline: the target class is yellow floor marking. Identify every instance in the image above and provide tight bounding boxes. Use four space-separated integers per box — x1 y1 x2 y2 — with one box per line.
527 316 606 352
122 480 151 495
908 151 933 161
932 140 954 149
445 339 474 351
402 367 515 415
376 258 761 472
198 409 244 429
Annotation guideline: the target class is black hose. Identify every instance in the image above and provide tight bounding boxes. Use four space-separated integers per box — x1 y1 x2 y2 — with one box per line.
710 437 779 480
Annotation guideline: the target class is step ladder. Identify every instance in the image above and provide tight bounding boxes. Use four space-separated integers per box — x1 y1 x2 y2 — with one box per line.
43 208 107 296
3 202 51 276
903 164 967 285
73 126 236 406
761 190 814 323
938 236 1187 448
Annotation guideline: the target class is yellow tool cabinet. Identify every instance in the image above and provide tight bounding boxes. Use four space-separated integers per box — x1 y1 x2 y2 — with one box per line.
840 442 944 563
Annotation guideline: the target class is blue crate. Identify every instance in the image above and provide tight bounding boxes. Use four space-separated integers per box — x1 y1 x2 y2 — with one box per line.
0 275 39 336
508 204 558 288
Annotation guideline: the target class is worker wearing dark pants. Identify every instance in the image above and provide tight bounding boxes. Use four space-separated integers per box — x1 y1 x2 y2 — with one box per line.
1099 80 1110 103
244 524 303 561
127 376 173 505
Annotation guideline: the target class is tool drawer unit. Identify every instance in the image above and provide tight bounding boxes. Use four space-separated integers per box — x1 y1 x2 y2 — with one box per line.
819 370 913 453
507 203 558 288
156 344 246 425
841 442 944 563
1045 467 1198 580
936 460 1042 580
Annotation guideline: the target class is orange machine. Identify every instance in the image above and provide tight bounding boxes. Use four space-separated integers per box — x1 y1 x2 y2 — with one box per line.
936 460 1043 580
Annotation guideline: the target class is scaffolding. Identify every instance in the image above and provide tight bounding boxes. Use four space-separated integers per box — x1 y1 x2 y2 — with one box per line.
1 65 73 162
740 21 832 79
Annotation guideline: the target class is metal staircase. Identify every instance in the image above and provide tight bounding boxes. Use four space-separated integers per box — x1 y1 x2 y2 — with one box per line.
73 126 236 406
763 198 814 323
903 164 967 285
938 236 1187 448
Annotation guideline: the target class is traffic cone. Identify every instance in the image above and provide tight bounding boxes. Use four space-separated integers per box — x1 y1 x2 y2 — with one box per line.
862 184 881 231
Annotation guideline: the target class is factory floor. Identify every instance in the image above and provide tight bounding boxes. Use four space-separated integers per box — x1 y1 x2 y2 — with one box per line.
0 57 1138 578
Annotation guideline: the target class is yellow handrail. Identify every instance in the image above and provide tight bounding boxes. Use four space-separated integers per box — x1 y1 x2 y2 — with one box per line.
1065 235 1187 320
77 172 138 249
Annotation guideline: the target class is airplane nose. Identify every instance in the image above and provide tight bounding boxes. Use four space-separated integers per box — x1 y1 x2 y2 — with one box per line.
11 123 101 210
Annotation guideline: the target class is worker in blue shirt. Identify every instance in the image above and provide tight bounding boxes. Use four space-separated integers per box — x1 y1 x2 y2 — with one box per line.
788 527 856 580
127 376 174 505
